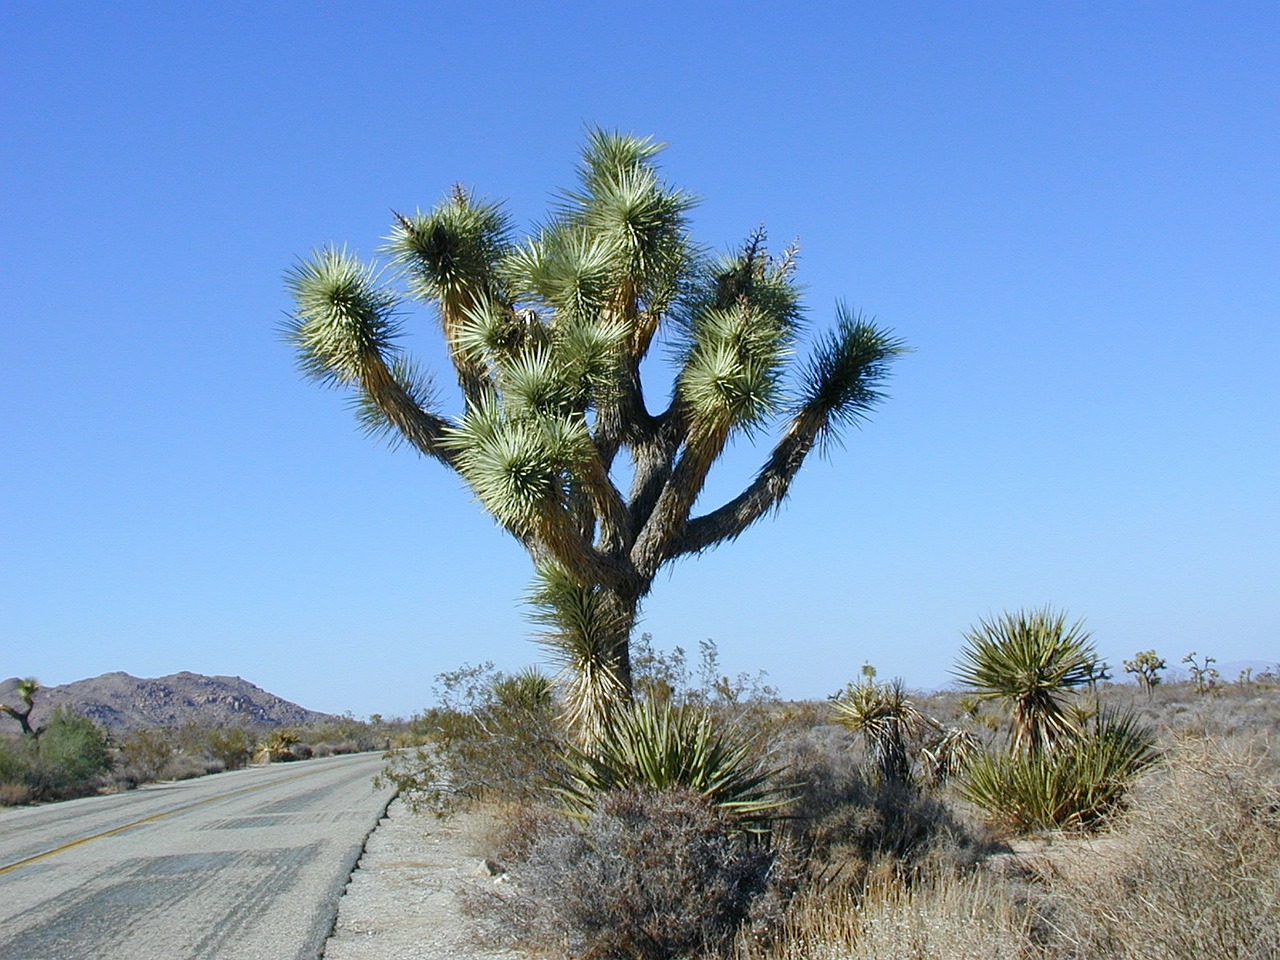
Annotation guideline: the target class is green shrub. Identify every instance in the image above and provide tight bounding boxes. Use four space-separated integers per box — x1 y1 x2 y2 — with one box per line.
11 708 114 800
377 662 565 814
958 707 1158 831
202 727 256 770
518 786 774 959
0 737 35 803
116 727 175 783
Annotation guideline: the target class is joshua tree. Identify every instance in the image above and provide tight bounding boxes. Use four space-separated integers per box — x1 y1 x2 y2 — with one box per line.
1182 651 1218 694
286 130 904 740
954 607 1097 757
1123 649 1166 697
0 677 41 739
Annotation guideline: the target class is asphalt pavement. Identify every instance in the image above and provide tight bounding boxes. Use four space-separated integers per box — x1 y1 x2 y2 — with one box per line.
0 751 394 960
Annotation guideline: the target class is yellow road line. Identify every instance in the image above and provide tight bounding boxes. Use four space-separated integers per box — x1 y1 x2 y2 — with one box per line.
0 765 331 877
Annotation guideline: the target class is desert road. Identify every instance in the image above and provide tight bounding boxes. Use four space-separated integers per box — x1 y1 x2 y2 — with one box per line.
0 752 395 960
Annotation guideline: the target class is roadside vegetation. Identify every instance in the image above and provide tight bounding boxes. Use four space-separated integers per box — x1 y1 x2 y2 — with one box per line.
0 684 390 806
377 621 1279 960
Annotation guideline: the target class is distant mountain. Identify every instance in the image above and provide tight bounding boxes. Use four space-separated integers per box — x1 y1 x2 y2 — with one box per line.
0 672 342 733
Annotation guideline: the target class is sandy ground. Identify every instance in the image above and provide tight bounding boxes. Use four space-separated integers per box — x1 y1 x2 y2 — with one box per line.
322 798 531 960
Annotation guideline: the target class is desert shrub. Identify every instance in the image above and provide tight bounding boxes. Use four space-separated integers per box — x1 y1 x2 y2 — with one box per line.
518 786 774 960
558 699 790 832
202 726 255 770
0 737 36 803
309 738 367 757
378 663 565 814
20 708 114 799
295 715 382 754
116 727 176 783
632 635 779 727
0 781 34 806
958 707 1159 832
162 753 222 780
1046 739 1280 960
770 721 995 874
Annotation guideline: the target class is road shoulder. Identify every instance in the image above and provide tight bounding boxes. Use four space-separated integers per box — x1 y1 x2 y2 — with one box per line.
322 798 529 960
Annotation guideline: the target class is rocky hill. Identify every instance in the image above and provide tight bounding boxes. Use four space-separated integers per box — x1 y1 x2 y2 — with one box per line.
0 672 342 733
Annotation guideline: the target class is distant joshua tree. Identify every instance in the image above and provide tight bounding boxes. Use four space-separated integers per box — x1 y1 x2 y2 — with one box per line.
0 677 41 739
1123 649 1166 697
1182 651 1219 694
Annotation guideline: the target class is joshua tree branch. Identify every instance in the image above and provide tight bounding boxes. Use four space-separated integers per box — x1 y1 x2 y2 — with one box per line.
668 411 821 560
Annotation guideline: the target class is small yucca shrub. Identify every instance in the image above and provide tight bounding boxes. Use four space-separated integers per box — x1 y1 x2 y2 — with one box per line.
832 678 923 787
954 606 1099 757
958 707 1158 831
558 698 790 831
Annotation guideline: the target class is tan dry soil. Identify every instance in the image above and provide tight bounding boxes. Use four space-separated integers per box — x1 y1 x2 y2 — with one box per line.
322 797 531 960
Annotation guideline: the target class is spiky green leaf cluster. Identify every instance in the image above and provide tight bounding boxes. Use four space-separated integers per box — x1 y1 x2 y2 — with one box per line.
958 707 1159 832
797 304 909 451
528 563 630 744
386 186 513 306
559 129 693 305
954 607 1099 756
443 399 593 533
284 247 402 387
556 698 790 832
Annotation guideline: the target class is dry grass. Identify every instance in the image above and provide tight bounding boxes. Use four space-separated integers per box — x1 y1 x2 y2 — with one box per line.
735 866 1036 960
734 732 1280 960
1044 737 1280 960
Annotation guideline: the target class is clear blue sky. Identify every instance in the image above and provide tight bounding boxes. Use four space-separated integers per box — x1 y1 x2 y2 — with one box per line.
2 2 1276 718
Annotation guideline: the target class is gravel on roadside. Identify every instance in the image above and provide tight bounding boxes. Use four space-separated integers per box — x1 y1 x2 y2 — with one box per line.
322 797 531 960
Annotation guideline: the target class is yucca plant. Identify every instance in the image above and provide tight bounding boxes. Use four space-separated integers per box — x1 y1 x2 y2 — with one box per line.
285 129 905 740
257 729 302 763
957 707 1159 831
920 723 981 784
832 678 924 786
557 698 790 832
488 666 556 716
954 607 1097 757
